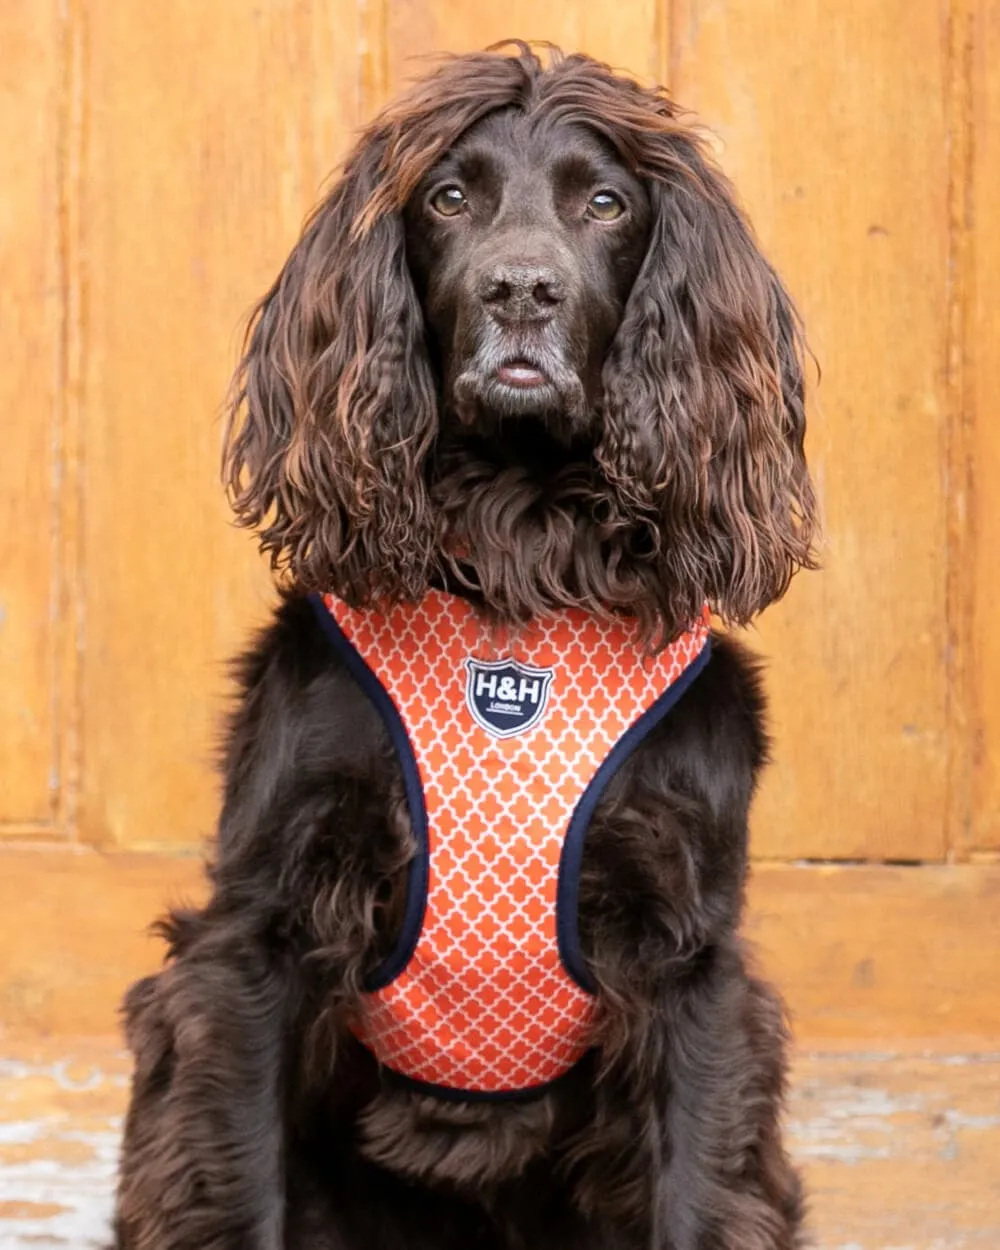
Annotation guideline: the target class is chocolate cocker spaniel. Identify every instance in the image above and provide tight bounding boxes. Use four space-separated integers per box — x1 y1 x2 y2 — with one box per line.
113 45 818 1250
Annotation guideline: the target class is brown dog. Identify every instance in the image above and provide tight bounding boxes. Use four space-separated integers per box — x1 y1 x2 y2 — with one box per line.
114 44 816 1250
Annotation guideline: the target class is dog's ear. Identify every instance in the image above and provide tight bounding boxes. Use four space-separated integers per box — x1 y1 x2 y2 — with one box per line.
223 131 438 603
599 136 818 627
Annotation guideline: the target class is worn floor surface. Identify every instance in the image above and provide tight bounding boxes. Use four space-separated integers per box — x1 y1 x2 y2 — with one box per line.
0 1039 997 1248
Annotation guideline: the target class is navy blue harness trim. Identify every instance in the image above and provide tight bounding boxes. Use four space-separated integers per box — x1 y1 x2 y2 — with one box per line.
555 638 712 993
377 1051 595 1104
308 593 429 991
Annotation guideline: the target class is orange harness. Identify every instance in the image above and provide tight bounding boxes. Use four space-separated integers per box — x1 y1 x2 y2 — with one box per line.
312 591 710 1099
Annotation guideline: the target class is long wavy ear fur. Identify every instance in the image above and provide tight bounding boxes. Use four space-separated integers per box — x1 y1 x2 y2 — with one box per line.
223 132 438 604
599 132 818 629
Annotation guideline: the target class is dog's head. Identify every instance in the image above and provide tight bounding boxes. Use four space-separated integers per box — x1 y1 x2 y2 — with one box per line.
225 45 817 641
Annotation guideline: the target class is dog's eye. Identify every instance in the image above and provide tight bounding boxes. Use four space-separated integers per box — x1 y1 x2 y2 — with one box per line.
586 191 626 221
430 185 468 217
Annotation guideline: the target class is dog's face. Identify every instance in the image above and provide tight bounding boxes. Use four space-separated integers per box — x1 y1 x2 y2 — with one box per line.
404 112 651 443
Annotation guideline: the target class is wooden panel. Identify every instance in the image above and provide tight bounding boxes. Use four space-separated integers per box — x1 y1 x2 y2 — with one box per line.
0 2 68 832
0 3 987 863
670 3 952 859
970 2 1000 850
3 850 998 1041
0 850 201 1036
79 4 364 847
746 862 1000 1042
384 0 661 98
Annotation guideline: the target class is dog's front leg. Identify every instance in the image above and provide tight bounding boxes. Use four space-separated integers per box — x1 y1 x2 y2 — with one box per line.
649 947 804 1250
112 908 293 1250
111 601 399 1248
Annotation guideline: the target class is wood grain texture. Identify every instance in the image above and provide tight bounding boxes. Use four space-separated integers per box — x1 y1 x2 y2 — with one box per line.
0 1040 127 1248
1 1040 998 1248
78 3 364 848
0 2 68 832
383 0 661 100
2 851 998 1042
790 1049 1000 1248
670 2 953 860
746 862 1000 1043
970 1 1000 850
0 850 200 1036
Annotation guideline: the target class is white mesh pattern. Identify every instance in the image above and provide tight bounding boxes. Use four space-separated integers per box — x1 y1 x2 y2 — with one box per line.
326 592 709 1093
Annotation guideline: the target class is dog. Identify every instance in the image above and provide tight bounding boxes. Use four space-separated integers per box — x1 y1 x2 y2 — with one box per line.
113 45 818 1250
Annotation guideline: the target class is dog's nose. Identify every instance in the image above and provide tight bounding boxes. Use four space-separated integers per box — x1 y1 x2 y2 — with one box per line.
479 265 566 319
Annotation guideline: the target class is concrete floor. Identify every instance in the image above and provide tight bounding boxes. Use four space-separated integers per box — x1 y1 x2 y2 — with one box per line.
1 1040 998 1248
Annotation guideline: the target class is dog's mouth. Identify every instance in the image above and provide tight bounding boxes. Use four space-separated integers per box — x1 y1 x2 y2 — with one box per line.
453 341 587 433
495 357 550 389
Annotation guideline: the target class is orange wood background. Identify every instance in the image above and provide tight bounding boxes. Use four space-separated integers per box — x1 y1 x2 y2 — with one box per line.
2 1 999 941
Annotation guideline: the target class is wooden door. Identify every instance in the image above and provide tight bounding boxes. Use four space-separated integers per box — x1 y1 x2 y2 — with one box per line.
2 1 998 1041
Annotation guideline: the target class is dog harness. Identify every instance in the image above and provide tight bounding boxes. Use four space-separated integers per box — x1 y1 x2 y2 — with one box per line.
311 590 711 1099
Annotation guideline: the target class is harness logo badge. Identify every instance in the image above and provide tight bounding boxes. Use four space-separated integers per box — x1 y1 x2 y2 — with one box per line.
464 657 555 739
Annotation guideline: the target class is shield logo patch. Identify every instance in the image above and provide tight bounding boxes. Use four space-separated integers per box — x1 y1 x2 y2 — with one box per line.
464 657 555 739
